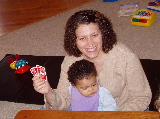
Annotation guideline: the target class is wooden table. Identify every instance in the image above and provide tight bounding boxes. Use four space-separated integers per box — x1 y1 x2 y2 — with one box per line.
14 110 160 119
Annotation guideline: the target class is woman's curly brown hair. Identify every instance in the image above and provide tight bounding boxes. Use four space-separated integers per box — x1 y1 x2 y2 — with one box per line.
64 10 117 57
67 59 97 85
155 85 160 112
155 95 160 112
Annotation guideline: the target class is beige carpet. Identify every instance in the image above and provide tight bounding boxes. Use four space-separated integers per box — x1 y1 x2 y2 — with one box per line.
0 0 160 119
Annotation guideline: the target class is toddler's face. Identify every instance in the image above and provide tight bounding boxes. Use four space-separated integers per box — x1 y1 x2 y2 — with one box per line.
74 75 98 97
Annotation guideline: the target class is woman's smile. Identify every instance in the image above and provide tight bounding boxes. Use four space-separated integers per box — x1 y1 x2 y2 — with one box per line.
86 46 97 52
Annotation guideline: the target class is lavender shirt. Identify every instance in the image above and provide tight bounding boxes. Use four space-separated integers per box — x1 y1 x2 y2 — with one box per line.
69 85 118 111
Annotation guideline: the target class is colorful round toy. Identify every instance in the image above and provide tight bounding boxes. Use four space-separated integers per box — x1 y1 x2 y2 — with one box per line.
8 54 30 74
15 59 30 74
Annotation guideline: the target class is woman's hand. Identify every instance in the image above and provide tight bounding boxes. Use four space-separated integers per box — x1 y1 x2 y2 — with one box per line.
32 76 51 94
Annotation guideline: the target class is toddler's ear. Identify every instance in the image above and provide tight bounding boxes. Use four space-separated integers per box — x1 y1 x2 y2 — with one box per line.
72 84 77 89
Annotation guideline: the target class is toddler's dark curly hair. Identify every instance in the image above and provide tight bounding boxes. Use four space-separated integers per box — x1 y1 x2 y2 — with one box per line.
64 10 117 57
67 59 97 85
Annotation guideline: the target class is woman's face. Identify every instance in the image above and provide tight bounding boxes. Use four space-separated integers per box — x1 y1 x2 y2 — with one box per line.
75 23 104 60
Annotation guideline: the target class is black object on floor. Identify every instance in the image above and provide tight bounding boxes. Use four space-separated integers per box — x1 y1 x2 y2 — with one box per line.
0 54 160 111
0 54 64 105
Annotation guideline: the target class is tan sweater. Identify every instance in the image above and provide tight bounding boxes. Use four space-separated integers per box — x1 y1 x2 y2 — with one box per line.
45 42 152 111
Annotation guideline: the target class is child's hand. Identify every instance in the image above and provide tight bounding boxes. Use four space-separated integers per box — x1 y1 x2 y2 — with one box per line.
32 76 51 94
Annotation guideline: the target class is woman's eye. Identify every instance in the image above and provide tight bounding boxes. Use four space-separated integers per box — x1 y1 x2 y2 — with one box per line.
79 37 85 40
92 34 98 37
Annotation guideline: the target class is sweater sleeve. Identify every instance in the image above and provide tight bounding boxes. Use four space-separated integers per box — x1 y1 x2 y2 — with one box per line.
118 52 152 111
44 56 71 110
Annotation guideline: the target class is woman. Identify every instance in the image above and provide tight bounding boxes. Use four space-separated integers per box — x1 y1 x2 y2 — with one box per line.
32 10 152 111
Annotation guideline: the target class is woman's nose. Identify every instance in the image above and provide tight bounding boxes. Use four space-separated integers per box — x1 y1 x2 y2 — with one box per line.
87 38 93 47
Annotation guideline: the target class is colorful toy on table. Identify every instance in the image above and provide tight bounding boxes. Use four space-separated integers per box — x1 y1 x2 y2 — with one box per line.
147 0 160 12
8 54 30 74
30 65 47 81
118 3 139 17
131 9 156 27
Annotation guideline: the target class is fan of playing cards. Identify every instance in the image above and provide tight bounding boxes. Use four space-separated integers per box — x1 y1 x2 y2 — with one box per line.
30 65 47 81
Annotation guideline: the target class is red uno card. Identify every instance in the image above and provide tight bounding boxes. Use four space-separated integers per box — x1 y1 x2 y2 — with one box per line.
30 65 47 81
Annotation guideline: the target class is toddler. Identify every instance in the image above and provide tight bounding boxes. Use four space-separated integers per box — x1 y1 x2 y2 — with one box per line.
67 59 117 111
